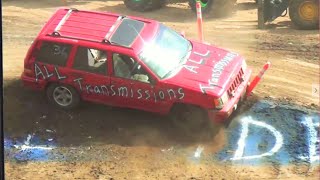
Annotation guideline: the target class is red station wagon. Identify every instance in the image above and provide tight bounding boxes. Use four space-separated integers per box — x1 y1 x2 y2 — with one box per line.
21 8 253 131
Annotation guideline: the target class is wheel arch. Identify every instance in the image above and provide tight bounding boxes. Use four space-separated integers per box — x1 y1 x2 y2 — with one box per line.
168 101 208 114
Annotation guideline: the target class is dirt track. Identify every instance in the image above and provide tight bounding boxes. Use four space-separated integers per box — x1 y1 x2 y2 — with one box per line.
3 0 320 179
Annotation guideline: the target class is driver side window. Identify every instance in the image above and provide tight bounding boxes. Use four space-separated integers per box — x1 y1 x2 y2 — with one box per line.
112 53 151 84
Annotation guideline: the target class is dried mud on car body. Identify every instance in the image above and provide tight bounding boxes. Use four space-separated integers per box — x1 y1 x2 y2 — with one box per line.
3 0 320 179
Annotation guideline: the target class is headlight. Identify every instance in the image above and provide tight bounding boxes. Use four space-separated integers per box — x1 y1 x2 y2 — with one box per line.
221 92 229 103
242 60 247 71
214 92 229 109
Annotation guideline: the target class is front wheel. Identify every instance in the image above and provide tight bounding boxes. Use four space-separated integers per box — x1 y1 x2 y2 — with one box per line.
289 0 319 30
46 83 80 110
170 104 220 140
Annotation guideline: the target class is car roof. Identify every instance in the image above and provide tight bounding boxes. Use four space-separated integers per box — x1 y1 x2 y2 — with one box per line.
38 8 159 53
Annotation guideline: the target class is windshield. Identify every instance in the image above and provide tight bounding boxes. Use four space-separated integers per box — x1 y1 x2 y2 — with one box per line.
139 24 191 79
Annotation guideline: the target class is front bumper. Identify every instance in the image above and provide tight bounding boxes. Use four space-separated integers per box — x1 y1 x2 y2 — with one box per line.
208 68 252 123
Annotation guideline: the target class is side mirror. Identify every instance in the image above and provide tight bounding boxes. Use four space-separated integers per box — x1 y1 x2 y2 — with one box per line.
180 31 186 38
149 77 156 86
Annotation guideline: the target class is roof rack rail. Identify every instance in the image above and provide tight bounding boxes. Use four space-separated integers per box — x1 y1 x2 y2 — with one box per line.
103 15 125 43
47 33 133 49
48 33 101 43
52 8 78 36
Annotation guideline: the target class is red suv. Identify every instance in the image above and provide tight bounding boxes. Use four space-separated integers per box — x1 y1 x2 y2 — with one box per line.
21 8 252 130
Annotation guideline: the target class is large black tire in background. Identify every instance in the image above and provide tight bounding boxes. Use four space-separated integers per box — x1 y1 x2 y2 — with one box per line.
289 0 319 30
257 0 265 29
124 0 166 12
189 0 237 17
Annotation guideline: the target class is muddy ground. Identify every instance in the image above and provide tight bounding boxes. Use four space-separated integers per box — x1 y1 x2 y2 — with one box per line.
3 0 320 179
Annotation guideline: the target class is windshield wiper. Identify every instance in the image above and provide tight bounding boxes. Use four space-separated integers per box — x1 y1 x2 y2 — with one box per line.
161 65 182 79
180 50 191 64
162 42 192 79
179 41 192 64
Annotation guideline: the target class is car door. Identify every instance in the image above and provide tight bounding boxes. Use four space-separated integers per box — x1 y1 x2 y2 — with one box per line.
110 52 160 111
68 45 112 105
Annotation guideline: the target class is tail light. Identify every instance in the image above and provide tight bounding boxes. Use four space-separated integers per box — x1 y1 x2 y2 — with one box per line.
23 63 34 77
22 40 37 78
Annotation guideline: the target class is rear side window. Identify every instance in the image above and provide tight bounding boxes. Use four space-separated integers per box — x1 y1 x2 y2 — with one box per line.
35 41 72 66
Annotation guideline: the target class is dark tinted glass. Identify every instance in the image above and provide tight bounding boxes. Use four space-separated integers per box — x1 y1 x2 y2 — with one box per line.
110 18 145 47
35 41 71 66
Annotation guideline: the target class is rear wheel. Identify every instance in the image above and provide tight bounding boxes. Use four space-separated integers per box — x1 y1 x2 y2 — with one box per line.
289 0 319 30
46 83 80 110
124 0 166 12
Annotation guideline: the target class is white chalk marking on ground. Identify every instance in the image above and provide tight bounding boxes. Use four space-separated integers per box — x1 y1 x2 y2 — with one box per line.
13 134 54 151
14 145 53 151
25 134 32 145
299 116 320 163
231 118 249 160
231 116 284 160
312 84 319 98
194 146 204 158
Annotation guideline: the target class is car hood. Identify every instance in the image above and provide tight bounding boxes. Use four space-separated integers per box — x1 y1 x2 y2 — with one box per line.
164 40 245 97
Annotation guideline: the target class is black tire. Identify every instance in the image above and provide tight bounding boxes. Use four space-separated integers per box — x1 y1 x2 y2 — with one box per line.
124 0 166 12
46 83 80 110
257 0 265 29
189 0 215 14
289 0 319 30
170 104 220 140
188 0 237 18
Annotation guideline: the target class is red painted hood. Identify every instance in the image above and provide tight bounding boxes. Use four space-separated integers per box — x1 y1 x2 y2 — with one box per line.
164 40 245 97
